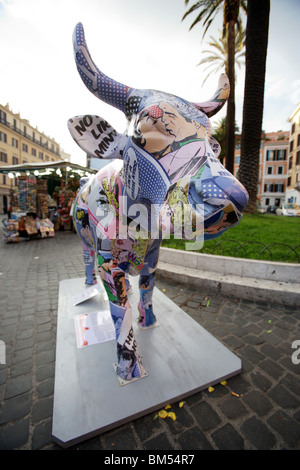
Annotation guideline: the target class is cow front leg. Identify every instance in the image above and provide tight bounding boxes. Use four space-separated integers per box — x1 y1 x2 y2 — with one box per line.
138 269 157 328
98 257 143 381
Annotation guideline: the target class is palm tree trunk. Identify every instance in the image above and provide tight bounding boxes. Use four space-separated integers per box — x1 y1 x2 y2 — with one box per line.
225 18 236 174
239 0 270 213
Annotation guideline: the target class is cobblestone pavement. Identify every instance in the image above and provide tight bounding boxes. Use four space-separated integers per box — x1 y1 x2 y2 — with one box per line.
0 230 299 450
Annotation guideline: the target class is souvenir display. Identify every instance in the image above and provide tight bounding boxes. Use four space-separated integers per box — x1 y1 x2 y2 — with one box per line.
69 23 249 382
17 175 37 212
2 219 19 243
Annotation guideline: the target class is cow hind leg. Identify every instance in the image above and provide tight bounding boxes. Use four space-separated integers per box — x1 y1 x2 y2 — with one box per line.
80 241 97 285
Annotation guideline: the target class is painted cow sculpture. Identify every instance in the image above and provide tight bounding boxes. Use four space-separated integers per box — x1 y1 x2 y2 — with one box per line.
68 23 248 382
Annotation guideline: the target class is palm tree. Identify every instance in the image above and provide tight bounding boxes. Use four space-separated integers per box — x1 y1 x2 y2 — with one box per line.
182 0 247 174
239 0 270 213
212 117 240 164
198 28 245 86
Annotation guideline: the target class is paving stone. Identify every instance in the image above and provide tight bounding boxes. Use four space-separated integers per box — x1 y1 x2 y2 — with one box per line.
0 393 32 425
267 411 300 449
191 401 221 431
133 413 163 442
268 384 300 409
143 433 174 451
177 427 213 450
211 423 244 450
249 371 272 392
241 416 276 450
102 426 138 450
259 358 285 380
4 374 32 399
218 395 248 420
0 418 30 450
242 390 273 416
32 397 53 424
32 419 53 450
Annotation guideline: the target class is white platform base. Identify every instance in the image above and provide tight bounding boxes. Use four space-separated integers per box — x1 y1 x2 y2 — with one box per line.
52 277 241 448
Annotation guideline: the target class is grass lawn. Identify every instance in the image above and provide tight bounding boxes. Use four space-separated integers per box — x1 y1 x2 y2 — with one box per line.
162 213 300 263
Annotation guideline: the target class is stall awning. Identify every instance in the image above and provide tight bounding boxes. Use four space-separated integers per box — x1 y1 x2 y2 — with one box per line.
0 160 97 175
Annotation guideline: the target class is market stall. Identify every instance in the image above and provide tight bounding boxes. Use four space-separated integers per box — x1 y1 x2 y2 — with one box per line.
0 160 96 242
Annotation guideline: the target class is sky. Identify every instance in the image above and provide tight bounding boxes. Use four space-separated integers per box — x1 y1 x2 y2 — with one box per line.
0 0 299 166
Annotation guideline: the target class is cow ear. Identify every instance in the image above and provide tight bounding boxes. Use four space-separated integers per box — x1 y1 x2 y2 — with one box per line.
68 115 126 159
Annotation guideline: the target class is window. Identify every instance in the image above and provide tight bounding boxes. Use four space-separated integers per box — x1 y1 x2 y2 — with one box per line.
278 166 283 174
1 152 7 162
12 138 18 148
297 151 300 165
266 150 275 161
291 123 295 134
277 149 286 160
274 183 284 193
267 166 273 174
289 156 293 169
31 148 36 156
290 140 294 152
298 134 300 147
39 152 43 160
2 174 6 185
0 110 6 123
264 183 273 192
22 143 28 152
12 156 19 165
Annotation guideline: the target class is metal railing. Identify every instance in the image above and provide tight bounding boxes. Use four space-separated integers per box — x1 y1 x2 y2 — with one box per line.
162 238 300 263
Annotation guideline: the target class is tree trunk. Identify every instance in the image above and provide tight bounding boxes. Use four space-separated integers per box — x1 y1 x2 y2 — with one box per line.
239 0 270 213
225 18 236 175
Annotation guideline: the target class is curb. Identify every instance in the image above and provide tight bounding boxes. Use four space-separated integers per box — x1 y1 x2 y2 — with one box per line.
157 248 300 307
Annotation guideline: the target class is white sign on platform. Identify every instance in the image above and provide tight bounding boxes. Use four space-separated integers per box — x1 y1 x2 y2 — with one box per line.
72 283 106 306
74 310 115 348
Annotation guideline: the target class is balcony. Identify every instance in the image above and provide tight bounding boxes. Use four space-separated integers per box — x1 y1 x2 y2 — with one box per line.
0 119 61 157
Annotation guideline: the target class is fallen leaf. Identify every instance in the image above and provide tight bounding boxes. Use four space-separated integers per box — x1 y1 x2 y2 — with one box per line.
266 330 272 334
208 386 215 393
153 414 158 420
165 404 172 410
220 380 227 386
168 412 176 421
162 289 166 292
158 409 168 419
206 300 210 307
179 401 185 408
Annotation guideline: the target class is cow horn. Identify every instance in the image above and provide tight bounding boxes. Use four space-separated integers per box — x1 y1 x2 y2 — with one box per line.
192 74 230 117
73 23 132 114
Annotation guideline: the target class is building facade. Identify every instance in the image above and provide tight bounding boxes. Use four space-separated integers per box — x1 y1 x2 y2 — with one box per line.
234 131 289 210
0 103 63 213
287 103 300 205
